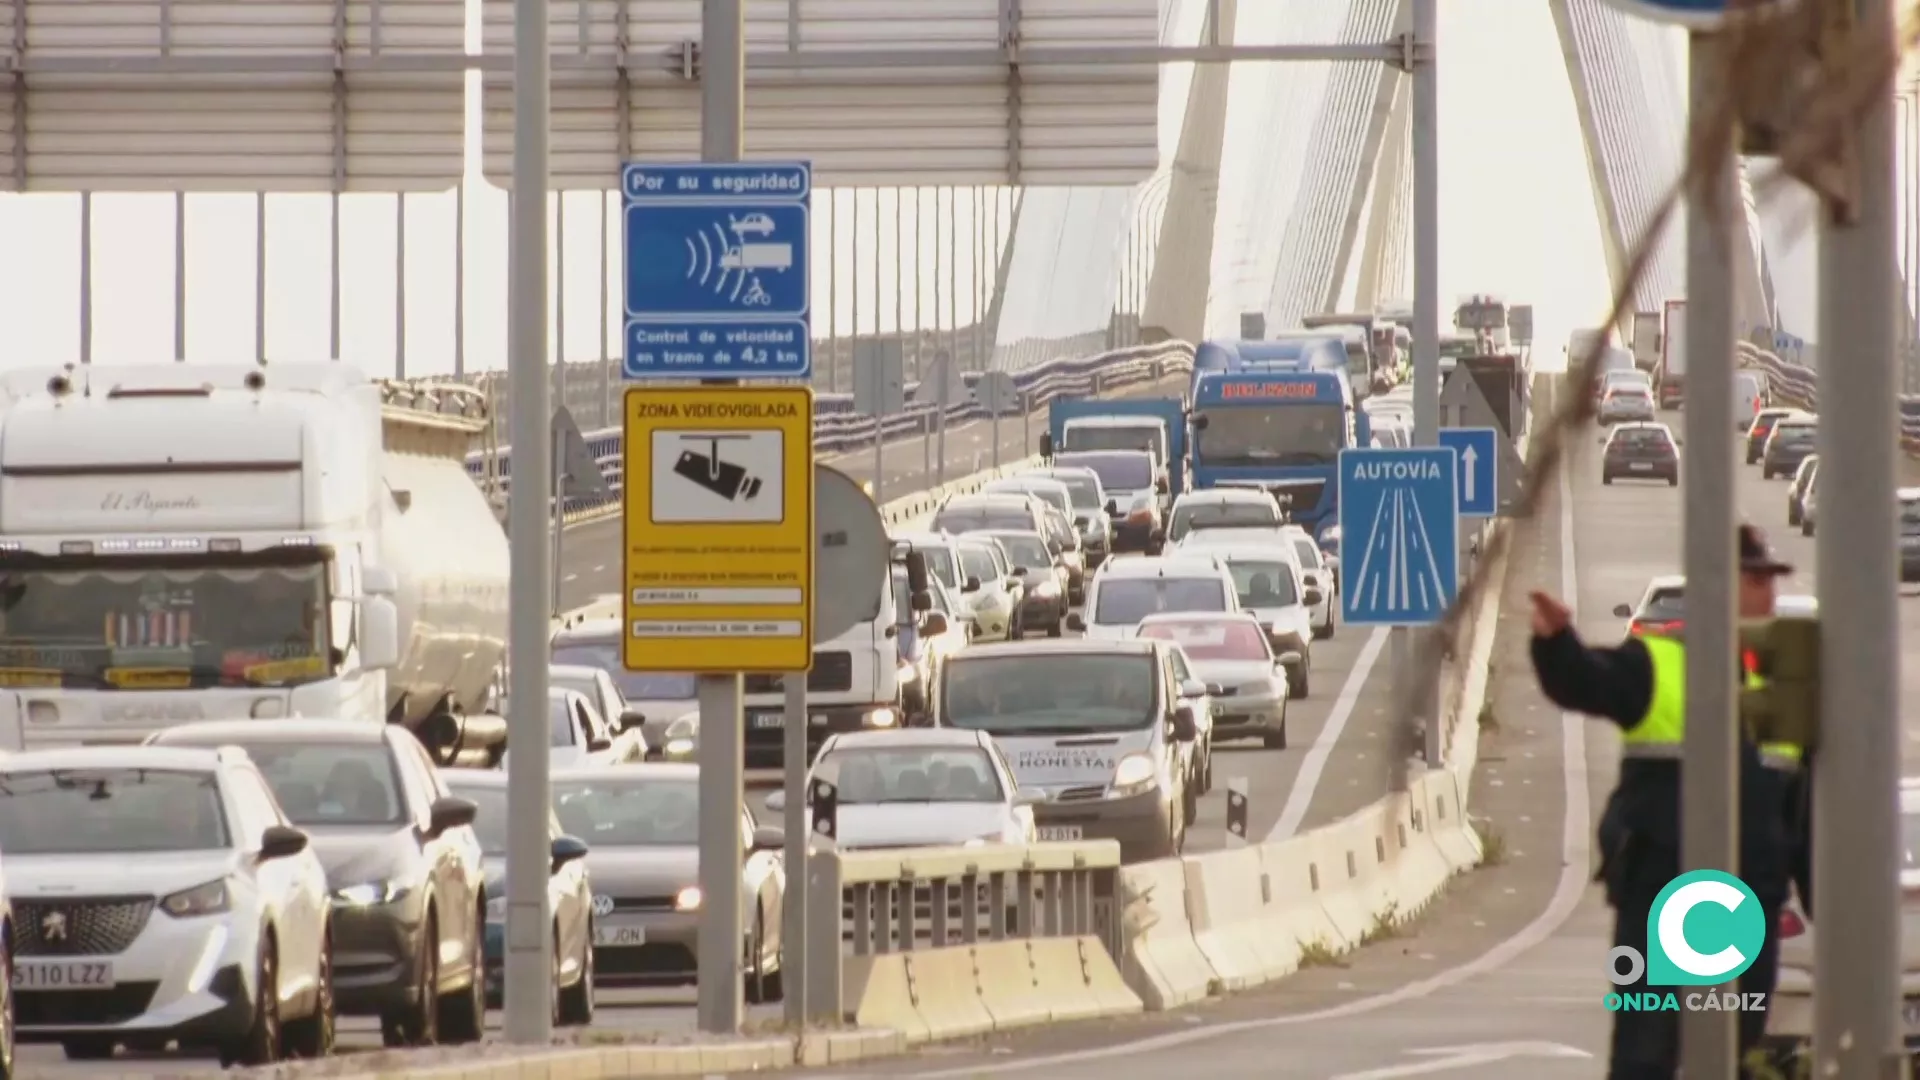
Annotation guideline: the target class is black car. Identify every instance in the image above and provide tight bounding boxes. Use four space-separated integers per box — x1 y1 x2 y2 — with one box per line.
1761 416 1817 479
148 720 488 1047
1746 408 1796 465
1601 423 1680 486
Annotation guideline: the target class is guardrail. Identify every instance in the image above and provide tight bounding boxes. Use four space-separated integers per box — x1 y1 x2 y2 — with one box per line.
803 840 1138 1043
464 341 1197 520
1735 341 1920 451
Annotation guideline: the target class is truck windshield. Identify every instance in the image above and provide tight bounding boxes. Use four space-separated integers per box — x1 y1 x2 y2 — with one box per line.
0 555 332 690
1063 423 1165 461
1193 404 1345 466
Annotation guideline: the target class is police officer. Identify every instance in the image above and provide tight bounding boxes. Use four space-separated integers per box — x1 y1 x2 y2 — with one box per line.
1528 524 1799 1078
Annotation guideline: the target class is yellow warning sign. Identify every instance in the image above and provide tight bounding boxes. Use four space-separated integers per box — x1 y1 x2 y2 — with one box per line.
621 385 815 673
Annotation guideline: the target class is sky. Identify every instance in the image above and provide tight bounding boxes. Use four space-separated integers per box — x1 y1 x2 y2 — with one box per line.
0 0 1815 381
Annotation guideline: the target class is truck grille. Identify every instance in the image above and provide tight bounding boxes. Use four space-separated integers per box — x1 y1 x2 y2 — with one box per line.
743 651 852 695
14 898 154 956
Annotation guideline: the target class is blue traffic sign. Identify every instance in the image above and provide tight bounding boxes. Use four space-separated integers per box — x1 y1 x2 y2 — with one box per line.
622 161 812 380
1337 447 1460 627
1598 0 1794 28
1438 427 1499 517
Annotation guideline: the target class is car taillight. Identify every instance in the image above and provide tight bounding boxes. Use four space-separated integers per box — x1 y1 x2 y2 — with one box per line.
1631 619 1682 637
1778 909 1807 938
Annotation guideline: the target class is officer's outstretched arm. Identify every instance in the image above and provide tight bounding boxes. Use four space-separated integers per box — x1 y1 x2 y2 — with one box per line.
1528 628 1655 728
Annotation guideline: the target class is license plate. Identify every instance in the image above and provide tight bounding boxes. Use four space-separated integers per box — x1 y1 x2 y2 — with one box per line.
12 960 113 989
593 924 646 947
1630 463 1654 471
1037 826 1083 841
749 711 784 729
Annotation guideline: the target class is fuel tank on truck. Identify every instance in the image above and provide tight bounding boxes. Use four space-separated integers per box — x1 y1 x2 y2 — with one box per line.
376 408 511 752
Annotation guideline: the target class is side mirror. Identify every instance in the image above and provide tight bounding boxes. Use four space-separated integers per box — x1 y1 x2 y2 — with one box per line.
1011 790 1042 808
619 707 648 733
764 789 788 814
1190 413 1210 431
1203 682 1226 696
1277 650 1304 666
911 589 933 613
1066 612 1086 632
921 612 950 637
1039 432 1054 457
1154 476 1170 495
1178 678 1208 699
962 575 982 593
1171 706 1198 743
750 825 786 852
549 834 589 872
1611 603 1634 619
1598 435 1608 445
1674 437 1684 446
588 735 613 752
1303 587 1324 607
259 824 309 862
427 795 479 836
1047 540 1063 556
1009 565 1028 577
1105 499 1119 515
359 597 401 671
362 566 399 597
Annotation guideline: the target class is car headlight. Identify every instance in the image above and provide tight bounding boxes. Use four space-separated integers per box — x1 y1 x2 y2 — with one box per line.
665 736 696 756
161 879 231 918
1032 577 1059 596
333 881 407 907
674 885 703 912
485 895 508 922
1110 752 1157 796
864 707 897 729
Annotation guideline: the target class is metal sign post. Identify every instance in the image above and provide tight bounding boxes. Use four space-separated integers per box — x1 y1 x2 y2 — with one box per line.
1816 0 1902 1072
1409 0 1441 757
854 340 906 503
502 0 554 1045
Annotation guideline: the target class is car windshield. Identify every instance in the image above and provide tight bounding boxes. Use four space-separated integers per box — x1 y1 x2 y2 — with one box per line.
1137 620 1269 661
1290 538 1322 569
991 484 1070 516
1224 560 1300 607
1055 452 1152 492
1043 473 1103 511
942 653 1156 732
552 777 700 847
812 745 1004 804
0 767 231 853
1063 423 1165 458
914 546 961 589
1638 588 1686 623
0 556 333 691
551 640 695 702
1192 404 1346 467
933 508 1033 533
446 783 552 857
1774 424 1816 444
1094 576 1229 625
987 532 1051 569
1610 428 1673 450
1169 502 1281 541
193 740 407 826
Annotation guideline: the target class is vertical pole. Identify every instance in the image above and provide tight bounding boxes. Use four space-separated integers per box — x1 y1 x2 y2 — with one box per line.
396 194 409 379
780 671 809 1027
827 193 838 393
1814 0 1902 1072
175 191 187 361
695 0 747 1038
330 193 342 358
937 188 951 485
255 194 268 362
552 193 568 609
503 0 555 1046
982 188 999 467
1677 30 1738 1079
456 182 467 378
1409 0 1441 760
600 192 613 425
79 191 93 367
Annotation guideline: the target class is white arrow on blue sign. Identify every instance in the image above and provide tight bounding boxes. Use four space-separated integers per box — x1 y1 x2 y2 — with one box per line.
1437 427 1499 517
1598 0 1796 28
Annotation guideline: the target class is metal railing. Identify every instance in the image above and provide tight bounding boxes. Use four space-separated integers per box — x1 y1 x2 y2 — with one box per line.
461 341 1198 518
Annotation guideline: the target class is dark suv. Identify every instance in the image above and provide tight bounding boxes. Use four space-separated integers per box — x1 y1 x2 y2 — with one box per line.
1746 408 1797 465
1601 423 1680 486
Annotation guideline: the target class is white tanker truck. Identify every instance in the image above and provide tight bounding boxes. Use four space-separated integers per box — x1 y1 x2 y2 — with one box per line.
0 361 510 761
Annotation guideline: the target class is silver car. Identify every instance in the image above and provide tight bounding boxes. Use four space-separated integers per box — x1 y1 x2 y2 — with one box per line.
1598 384 1656 424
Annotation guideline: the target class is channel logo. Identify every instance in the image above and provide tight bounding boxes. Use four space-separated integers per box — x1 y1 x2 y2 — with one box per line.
1603 870 1772 1014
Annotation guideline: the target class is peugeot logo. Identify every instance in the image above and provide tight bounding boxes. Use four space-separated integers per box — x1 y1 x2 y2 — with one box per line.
591 894 614 918
41 910 68 943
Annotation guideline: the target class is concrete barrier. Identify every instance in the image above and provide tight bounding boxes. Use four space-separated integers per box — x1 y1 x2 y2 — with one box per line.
1113 857 1220 1009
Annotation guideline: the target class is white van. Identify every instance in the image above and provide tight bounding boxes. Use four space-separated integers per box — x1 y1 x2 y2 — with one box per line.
1734 371 1767 430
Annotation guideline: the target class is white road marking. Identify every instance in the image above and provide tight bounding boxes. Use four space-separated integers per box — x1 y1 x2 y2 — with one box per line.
911 398 1596 1079
1266 626 1389 841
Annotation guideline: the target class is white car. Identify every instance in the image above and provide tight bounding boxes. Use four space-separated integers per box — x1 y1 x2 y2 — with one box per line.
1070 555 1241 640
1205 544 1317 696
0 745 334 1066
506 688 646 770
550 664 651 754
1279 525 1338 638
765 728 1037 848
895 566 972 721
1164 488 1286 547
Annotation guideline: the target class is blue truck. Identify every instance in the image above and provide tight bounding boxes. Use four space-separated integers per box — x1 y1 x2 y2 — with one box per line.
1188 368 1369 542
1044 397 1189 496
1191 336 1362 402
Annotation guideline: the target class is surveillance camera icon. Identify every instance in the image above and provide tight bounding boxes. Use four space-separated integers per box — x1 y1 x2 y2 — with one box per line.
674 437 762 502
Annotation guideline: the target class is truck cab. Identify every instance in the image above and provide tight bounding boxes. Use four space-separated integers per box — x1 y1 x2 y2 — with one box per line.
1187 369 1368 542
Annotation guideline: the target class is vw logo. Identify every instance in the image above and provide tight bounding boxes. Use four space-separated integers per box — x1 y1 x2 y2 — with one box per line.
591 894 615 918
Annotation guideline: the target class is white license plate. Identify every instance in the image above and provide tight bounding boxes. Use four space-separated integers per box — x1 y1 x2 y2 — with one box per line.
1629 463 1654 471
12 960 113 989
593 924 647 948
1037 826 1083 841
750 712 784 729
